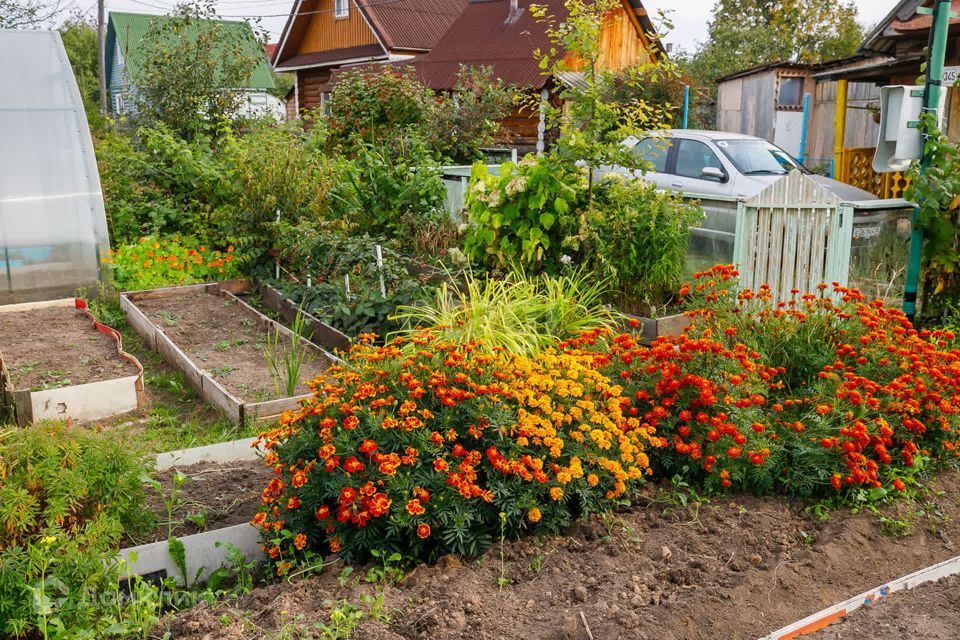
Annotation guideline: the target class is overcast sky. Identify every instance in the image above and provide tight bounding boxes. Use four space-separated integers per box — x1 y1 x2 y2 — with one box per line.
97 0 900 46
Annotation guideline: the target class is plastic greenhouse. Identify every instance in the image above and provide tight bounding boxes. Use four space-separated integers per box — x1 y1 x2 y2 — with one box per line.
0 30 111 305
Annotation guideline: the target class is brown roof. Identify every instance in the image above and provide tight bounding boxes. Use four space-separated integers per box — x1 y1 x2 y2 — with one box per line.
273 0 467 69
358 0 467 51
413 0 661 91
276 44 387 70
414 0 564 90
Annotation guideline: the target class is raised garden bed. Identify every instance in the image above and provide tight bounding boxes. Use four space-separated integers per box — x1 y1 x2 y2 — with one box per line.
120 282 337 425
620 311 691 344
252 280 350 352
118 439 268 586
0 298 143 424
133 460 272 545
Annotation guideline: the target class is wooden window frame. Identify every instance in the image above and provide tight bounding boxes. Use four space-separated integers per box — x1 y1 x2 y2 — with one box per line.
334 0 349 19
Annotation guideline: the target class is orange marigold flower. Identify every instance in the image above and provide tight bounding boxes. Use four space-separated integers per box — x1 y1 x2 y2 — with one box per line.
549 487 564 501
405 499 426 516
892 479 906 491
527 507 542 523
251 512 266 527
293 533 308 551
416 523 431 539
359 439 378 455
329 537 341 553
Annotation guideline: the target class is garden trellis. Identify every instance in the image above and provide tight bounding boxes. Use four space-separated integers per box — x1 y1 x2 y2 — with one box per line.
0 31 111 304
733 172 914 304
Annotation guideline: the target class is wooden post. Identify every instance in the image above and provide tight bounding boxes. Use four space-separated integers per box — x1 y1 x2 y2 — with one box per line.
833 79 848 182
97 0 107 116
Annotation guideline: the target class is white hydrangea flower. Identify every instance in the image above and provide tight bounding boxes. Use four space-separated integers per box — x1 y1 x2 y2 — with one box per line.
505 176 529 197
560 254 572 265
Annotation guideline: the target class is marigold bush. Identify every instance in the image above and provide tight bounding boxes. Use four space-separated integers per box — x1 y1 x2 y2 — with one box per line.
105 234 241 291
567 265 960 499
253 331 656 568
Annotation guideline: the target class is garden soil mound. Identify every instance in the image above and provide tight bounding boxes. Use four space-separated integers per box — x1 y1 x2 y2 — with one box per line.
809 574 960 639
136 292 330 401
0 307 137 390
162 470 960 640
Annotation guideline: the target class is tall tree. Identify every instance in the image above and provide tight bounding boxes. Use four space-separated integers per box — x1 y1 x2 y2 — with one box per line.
132 1 264 138
689 0 864 83
0 0 63 29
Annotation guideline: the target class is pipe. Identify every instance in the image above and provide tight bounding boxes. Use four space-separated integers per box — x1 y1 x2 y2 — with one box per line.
798 92 811 164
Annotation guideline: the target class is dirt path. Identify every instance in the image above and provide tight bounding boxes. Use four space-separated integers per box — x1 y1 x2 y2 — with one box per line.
0 307 138 391
160 470 960 640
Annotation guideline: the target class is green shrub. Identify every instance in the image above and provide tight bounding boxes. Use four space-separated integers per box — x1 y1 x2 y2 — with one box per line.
392 269 615 355
331 137 448 244
463 154 588 273
0 424 152 637
327 67 433 149
586 175 703 314
253 331 655 568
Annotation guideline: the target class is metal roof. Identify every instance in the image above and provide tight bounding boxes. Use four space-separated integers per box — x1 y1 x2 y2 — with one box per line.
106 12 275 91
358 0 467 51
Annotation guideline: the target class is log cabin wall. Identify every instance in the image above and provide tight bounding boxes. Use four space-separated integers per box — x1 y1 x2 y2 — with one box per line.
297 0 379 54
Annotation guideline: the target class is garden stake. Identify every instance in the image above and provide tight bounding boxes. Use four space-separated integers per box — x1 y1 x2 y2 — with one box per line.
375 244 386 297
344 273 351 300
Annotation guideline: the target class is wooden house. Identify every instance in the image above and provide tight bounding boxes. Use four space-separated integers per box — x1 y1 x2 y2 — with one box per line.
271 0 467 115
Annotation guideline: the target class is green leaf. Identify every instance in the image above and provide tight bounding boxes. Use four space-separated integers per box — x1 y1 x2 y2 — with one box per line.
539 212 555 229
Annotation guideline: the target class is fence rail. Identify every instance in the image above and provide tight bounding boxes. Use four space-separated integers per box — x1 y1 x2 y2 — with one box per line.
836 147 910 199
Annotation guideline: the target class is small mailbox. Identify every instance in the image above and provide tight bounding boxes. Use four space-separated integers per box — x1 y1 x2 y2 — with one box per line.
873 85 946 173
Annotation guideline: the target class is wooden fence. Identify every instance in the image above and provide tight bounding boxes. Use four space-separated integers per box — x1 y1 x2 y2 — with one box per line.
734 172 854 303
836 147 910 199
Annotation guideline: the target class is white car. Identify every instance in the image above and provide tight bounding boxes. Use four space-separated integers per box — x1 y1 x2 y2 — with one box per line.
616 129 876 201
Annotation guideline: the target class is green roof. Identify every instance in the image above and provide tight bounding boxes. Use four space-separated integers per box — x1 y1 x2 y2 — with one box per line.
106 11 275 91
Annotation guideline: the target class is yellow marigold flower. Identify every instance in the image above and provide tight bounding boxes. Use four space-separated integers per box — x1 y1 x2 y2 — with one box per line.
586 473 599 487
549 487 564 501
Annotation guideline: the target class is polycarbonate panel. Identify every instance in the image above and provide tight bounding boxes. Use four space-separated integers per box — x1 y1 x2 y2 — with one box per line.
848 208 914 308
0 30 110 304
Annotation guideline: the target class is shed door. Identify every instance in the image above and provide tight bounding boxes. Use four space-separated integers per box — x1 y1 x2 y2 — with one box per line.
773 111 804 158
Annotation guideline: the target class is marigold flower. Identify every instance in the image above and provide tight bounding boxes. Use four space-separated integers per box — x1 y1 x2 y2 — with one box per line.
293 533 308 551
405 499 426 515
549 487 564 501
527 507 542 523
416 523 431 539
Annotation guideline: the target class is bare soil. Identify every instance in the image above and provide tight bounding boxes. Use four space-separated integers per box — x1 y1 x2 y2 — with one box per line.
0 307 137 391
810 574 960 639
161 471 960 640
133 460 274 545
135 292 330 402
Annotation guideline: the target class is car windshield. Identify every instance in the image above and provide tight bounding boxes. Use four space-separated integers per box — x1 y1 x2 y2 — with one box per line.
714 139 802 176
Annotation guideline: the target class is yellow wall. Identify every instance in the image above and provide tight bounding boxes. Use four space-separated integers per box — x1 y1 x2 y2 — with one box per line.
297 0 378 55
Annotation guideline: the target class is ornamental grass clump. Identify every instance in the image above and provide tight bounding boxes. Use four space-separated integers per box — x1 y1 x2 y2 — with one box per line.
253 330 656 570
569 265 960 499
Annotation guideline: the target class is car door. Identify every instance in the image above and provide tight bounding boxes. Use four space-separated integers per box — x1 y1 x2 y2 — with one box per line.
629 136 674 189
668 138 734 197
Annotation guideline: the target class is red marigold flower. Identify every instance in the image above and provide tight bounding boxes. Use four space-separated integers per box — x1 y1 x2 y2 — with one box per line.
416 523 431 539
316 505 331 520
329 538 341 553
359 439 378 455
892 479 906 491
251 512 266 527
286 496 301 510
344 415 360 430
627 318 640 329
293 533 307 551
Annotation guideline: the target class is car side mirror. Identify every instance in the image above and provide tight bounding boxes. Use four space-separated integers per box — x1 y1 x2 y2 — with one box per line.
701 167 727 183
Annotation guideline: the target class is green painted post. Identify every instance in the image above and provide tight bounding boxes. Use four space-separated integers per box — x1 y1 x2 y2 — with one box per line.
904 0 954 321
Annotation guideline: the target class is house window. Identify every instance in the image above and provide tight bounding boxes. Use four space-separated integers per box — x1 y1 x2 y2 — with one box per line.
777 77 804 109
320 91 332 116
334 0 348 18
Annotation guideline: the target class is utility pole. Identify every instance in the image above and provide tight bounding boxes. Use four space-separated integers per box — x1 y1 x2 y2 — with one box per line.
904 0 953 322
97 0 107 116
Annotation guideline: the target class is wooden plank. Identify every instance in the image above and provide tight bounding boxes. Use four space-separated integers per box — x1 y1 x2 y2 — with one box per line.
120 294 159 351
155 332 204 392
28 375 140 423
0 298 75 313
254 281 351 353
199 374 243 425
246 394 312 423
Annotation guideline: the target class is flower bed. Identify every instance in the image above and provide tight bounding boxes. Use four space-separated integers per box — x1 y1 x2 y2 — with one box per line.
254 330 657 569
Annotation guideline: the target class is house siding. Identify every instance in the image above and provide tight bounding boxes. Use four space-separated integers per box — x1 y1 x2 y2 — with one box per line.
297 0 379 55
